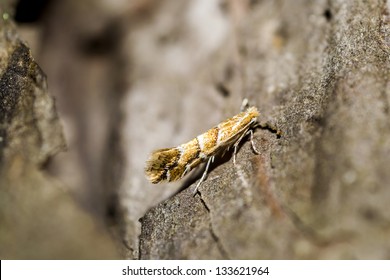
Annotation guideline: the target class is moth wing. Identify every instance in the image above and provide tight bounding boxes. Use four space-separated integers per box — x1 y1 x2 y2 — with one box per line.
145 148 180 183
211 120 255 155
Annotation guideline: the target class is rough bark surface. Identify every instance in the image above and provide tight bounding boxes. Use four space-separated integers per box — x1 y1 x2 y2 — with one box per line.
0 10 119 259
136 0 390 259
2 0 389 259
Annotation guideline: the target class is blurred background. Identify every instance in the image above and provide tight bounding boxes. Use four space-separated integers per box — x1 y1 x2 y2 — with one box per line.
5 0 251 258
5 0 386 260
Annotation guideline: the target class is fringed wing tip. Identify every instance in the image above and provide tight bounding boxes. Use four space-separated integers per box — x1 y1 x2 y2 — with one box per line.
144 148 180 184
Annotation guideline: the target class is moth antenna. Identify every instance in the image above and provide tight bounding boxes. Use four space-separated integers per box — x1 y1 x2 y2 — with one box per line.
240 98 250 112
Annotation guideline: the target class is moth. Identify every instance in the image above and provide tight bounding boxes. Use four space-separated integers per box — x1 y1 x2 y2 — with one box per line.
145 102 260 194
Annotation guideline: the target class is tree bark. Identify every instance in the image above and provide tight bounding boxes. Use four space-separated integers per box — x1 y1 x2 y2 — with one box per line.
136 0 390 259
0 9 119 259
2 0 389 260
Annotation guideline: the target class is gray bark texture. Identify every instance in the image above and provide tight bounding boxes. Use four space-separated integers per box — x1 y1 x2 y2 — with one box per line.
136 0 390 259
1 0 389 259
0 7 119 259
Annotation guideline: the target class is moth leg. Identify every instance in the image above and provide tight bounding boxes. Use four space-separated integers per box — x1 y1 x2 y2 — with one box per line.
193 156 214 195
249 129 260 154
233 128 259 164
233 144 238 165
233 127 251 164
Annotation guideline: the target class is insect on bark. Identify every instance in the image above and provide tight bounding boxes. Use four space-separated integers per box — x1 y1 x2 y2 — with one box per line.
145 101 260 194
